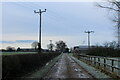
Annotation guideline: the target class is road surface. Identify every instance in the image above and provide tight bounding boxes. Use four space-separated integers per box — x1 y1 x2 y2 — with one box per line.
44 53 94 79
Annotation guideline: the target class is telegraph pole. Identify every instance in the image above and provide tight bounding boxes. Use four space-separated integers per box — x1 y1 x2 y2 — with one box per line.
118 11 120 49
34 9 46 53
84 31 94 49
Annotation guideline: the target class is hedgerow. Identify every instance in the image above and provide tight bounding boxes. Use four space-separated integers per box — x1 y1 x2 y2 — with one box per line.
2 52 61 79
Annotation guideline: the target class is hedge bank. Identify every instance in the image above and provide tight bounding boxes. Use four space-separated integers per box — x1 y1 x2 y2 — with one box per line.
2 52 61 79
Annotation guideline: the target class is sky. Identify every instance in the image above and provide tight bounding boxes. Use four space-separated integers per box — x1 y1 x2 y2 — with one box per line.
0 0 117 49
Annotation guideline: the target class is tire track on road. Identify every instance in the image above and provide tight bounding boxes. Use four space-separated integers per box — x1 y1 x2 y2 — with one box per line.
44 53 95 79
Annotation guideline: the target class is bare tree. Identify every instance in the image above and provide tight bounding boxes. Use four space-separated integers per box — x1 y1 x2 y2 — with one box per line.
97 0 120 49
55 40 67 53
97 0 120 12
109 41 118 48
17 47 21 51
103 41 110 48
6 46 15 52
47 40 54 51
103 41 118 49
31 41 38 50
47 43 54 51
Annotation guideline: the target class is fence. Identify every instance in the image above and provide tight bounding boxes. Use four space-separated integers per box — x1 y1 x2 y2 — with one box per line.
77 54 120 78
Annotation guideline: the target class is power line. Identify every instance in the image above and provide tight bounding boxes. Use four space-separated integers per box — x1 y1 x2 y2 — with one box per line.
15 2 73 30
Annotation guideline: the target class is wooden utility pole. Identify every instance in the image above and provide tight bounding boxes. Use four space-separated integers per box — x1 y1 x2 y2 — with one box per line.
118 10 120 49
34 9 46 53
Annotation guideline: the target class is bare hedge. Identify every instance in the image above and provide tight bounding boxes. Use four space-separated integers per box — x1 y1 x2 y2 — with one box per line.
2 52 61 79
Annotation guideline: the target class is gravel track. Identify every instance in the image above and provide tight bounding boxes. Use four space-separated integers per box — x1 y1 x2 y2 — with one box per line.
44 53 94 79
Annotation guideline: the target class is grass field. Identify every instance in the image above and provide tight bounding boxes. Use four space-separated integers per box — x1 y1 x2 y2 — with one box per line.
1 52 37 55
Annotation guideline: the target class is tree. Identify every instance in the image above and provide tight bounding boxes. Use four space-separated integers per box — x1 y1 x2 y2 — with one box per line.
109 41 118 48
17 47 21 51
97 0 120 12
97 0 120 49
64 48 69 53
47 42 54 51
103 41 110 48
103 41 118 49
31 42 38 50
6 46 15 52
55 40 67 53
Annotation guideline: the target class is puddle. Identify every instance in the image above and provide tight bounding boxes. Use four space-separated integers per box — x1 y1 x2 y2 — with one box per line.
78 74 87 78
77 69 82 72
46 62 49 66
73 65 75 67
71 61 75 63
74 68 78 72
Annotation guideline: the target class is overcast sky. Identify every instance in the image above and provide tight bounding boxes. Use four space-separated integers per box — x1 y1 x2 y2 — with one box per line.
1 1 117 49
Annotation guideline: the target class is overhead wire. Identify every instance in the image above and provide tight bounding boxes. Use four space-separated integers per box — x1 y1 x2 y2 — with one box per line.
28 2 73 27
10 2 74 34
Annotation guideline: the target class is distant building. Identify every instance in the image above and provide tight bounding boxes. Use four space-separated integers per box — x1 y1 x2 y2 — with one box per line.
73 45 89 54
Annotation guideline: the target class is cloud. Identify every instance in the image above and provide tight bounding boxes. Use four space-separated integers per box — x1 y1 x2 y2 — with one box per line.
0 40 37 44
0 41 15 44
15 40 37 43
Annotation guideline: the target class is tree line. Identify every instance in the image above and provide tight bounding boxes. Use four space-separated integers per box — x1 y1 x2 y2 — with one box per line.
87 41 120 57
2 40 69 53
32 40 69 53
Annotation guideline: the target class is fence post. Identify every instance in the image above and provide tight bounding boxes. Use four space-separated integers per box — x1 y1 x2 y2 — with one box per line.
94 57 96 66
86 56 88 63
118 60 120 76
104 58 106 68
78 54 80 59
83 55 85 62
98 58 100 66
87 56 89 63
83 55 85 61
91 57 92 64
89 56 90 64
111 60 114 72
